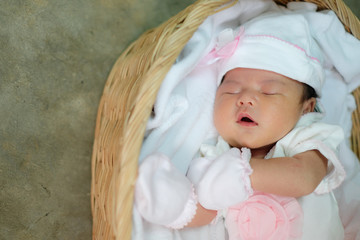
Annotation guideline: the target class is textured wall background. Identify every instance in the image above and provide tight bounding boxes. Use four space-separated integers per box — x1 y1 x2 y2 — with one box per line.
345 0 360 17
0 1 194 239
0 1 359 239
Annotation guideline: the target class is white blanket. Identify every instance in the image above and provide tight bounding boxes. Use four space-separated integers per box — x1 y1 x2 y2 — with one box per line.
135 1 360 239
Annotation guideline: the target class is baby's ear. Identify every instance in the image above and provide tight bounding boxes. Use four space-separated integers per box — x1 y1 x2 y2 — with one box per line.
302 97 316 114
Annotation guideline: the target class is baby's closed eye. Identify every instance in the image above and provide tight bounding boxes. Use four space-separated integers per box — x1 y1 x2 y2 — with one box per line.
261 90 280 95
260 80 285 95
260 85 283 95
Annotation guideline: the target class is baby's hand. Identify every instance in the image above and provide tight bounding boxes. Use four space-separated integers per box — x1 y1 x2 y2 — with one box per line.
191 148 253 210
135 153 197 229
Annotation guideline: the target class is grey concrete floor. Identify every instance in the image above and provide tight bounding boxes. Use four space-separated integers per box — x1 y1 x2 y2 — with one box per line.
345 0 360 18
0 1 194 239
1 1 359 239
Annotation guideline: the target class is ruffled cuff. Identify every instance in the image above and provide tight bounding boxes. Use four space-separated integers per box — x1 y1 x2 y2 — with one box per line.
166 185 198 229
240 147 254 197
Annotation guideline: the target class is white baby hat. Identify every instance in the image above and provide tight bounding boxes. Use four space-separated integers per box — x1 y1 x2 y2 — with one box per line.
217 11 325 96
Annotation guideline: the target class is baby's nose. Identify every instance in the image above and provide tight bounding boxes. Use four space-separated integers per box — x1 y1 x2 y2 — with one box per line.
236 92 255 106
238 100 253 106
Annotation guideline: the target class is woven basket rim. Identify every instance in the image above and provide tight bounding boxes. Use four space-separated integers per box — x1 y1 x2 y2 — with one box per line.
91 1 360 239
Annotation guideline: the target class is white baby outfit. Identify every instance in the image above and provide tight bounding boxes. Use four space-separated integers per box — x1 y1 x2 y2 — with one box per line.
193 111 346 239
274 112 345 239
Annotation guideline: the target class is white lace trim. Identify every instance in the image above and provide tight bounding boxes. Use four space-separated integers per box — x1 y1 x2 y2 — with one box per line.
166 185 198 229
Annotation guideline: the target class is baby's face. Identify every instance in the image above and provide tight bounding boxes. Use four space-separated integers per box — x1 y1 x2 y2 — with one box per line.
214 68 308 155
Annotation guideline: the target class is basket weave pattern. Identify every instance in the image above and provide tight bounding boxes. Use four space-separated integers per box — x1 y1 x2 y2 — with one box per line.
91 0 360 239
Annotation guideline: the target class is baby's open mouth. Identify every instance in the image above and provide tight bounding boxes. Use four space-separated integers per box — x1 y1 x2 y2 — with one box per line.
237 114 258 126
240 117 254 123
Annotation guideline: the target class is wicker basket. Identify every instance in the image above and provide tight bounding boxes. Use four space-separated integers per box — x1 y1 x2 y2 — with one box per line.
91 0 360 239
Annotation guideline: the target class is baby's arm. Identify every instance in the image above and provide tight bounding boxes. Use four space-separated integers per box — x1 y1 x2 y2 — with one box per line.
191 147 331 212
185 203 217 227
184 150 328 227
250 149 328 197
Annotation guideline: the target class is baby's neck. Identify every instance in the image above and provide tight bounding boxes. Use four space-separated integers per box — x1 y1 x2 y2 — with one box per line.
250 144 275 159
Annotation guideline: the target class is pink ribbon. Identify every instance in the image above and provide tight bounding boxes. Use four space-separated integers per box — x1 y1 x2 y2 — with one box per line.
199 27 245 66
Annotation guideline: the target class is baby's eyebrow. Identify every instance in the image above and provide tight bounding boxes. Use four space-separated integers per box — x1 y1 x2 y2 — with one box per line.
219 80 237 87
221 78 241 85
261 79 286 86
221 78 287 88
223 80 237 85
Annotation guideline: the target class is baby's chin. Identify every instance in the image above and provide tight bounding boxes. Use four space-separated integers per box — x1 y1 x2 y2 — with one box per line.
226 138 258 149
228 141 275 158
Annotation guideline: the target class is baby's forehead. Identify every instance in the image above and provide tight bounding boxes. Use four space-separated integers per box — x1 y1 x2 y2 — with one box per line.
221 75 290 86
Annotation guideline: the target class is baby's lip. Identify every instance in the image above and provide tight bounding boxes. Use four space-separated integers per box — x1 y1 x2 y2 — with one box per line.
236 113 258 126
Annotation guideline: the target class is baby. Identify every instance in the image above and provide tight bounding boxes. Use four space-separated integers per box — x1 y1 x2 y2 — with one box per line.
187 12 346 240
135 11 346 240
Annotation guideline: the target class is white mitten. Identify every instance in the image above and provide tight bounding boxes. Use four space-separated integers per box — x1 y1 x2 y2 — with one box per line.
135 153 197 229
196 147 253 210
187 136 231 185
187 156 214 186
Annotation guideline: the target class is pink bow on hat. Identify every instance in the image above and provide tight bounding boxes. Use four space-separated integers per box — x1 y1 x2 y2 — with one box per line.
199 27 245 66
